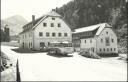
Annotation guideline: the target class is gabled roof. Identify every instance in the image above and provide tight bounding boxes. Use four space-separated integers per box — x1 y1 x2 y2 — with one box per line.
19 11 62 34
73 23 112 36
20 16 45 34
46 11 61 17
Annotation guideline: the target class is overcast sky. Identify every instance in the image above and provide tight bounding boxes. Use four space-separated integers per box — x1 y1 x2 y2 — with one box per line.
1 0 72 21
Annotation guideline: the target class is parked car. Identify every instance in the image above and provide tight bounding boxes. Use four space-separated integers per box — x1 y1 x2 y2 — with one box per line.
79 50 101 59
47 48 64 55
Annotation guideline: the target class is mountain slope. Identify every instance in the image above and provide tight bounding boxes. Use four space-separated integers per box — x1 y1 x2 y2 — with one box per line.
55 0 127 54
1 15 28 36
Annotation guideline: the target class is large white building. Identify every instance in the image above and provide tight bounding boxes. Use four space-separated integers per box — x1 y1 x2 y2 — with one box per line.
72 23 118 55
19 11 72 50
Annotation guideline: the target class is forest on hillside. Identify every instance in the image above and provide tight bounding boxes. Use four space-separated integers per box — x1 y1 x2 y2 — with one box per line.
55 0 127 54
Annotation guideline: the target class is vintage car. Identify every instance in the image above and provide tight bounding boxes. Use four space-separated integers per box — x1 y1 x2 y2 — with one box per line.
47 42 74 56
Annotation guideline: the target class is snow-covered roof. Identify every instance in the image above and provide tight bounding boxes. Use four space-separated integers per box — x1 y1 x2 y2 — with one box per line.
73 23 111 36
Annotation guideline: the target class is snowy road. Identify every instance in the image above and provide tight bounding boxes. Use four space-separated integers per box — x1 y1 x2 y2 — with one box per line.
1 45 127 81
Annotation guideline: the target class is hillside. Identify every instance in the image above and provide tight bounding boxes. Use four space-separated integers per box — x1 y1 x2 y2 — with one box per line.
55 0 127 54
1 15 28 36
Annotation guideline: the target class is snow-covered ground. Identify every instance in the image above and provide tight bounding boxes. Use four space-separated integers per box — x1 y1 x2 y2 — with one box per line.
1 45 127 81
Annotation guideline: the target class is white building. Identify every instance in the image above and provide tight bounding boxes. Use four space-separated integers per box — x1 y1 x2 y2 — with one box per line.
72 23 118 55
19 10 72 50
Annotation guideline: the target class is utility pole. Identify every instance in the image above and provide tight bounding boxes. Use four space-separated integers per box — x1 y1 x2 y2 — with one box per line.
16 59 21 82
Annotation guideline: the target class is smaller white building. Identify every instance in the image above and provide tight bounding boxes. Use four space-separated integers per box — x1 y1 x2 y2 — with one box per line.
72 23 118 55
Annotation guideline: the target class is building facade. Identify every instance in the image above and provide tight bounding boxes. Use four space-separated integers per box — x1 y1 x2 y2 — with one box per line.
72 23 118 55
19 11 72 50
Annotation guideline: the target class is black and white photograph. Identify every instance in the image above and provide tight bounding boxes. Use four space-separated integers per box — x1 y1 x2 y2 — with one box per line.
1 0 127 81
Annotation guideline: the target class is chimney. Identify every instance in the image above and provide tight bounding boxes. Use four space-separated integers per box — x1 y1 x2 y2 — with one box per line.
32 15 35 22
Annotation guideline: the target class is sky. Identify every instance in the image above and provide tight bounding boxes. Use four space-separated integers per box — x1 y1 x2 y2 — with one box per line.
1 0 72 21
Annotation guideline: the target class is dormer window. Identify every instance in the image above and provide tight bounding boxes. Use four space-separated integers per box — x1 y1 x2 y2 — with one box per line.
52 17 55 20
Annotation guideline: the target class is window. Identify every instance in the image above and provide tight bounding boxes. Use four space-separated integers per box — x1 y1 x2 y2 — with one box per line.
85 40 86 43
111 39 114 43
58 33 61 37
52 17 55 20
103 48 105 51
107 48 109 51
39 32 43 37
43 23 47 27
90 39 92 43
101 39 103 42
40 42 45 47
92 47 94 52
64 33 68 37
114 48 116 51
52 33 56 37
46 32 50 37
29 42 31 48
106 37 110 46
51 23 54 27
58 23 61 27
111 48 112 51
22 42 24 48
